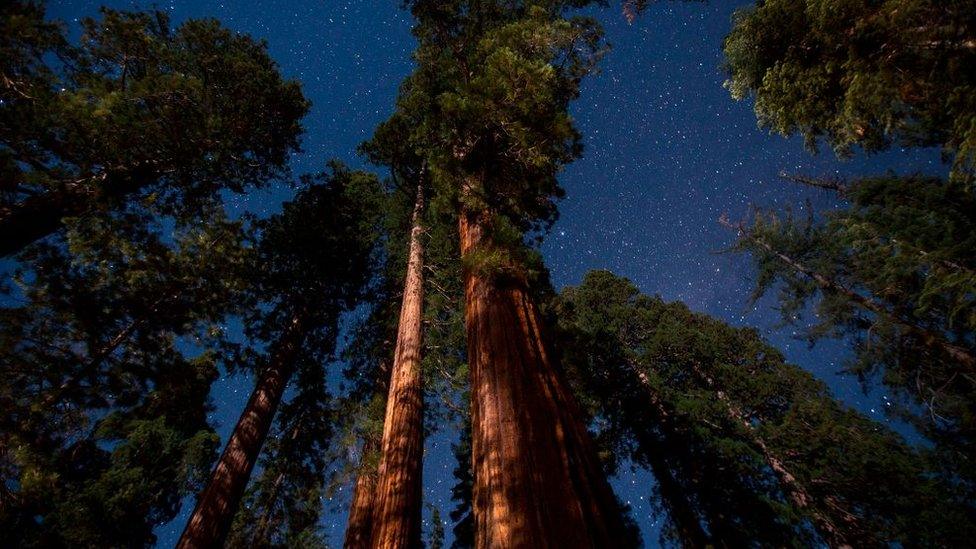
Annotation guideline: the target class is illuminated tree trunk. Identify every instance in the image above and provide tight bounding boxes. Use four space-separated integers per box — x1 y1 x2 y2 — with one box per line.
345 436 380 549
370 182 426 548
459 180 626 548
177 315 304 549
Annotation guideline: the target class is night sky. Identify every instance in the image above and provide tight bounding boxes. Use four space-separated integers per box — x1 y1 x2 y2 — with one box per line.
46 1 947 546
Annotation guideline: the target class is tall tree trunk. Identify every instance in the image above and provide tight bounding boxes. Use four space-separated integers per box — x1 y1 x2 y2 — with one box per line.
370 182 426 548
345 435 381 549
459 177 626 548
687 362 856 548
721 217 976 369
177 314 305 549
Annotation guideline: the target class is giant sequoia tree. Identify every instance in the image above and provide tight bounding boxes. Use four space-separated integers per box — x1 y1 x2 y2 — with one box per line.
12 1 976 547
342 108 471 547
556 270 976 547
0 2 307 256
355 131 431 547
178 164 382 548
374 2 635 545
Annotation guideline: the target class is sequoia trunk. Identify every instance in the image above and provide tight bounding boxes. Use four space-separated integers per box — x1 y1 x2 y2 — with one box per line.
345 436 380 549
459 183 626 548
176 315 305 549
370 182 426 548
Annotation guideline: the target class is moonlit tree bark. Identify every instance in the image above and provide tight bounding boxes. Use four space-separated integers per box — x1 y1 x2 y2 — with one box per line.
459 178 627 548
345 436 380 549
370 183 426 548
177 315 305 549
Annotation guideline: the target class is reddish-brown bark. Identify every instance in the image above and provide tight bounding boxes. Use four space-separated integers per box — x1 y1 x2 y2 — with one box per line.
344 436 381 549
370 183 426 548
459 187 627 548
176 315 305 549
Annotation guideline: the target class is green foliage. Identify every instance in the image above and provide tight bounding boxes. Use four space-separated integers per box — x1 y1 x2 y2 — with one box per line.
723 0 976 173
2 4 380 547
0 209 249 546
556 269 976 546
734 174 976 483
245 162 384 357
723 0 976 503
373 0 608 264
223 162 385 545
1 2 308 252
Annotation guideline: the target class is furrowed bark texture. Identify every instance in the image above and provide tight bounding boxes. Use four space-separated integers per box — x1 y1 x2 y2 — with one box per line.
345 436 380 549
370 183 426 549
459 189 626 548
177 315 305 549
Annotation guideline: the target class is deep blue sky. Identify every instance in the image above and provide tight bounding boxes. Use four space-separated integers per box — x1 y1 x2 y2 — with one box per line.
46 1 946 546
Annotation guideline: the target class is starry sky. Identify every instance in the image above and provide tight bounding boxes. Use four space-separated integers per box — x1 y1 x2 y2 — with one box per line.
45 1 947 546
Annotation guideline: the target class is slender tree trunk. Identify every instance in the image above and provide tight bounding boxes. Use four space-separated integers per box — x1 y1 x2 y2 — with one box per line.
721 217 976 369
177 315 305 549
622 363 712 548
370 182 426 549
635 429 710 548
459 176 626 548
687 362 854 548
345 435 381 549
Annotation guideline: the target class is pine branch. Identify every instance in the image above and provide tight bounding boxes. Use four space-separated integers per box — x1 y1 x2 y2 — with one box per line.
778 172 849 195
719 215 976 371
